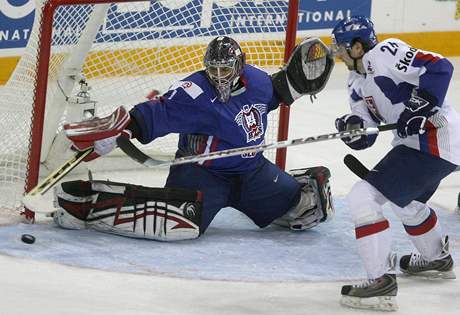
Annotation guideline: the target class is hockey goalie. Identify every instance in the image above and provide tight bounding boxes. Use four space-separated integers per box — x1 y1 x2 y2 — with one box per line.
54 36 335 241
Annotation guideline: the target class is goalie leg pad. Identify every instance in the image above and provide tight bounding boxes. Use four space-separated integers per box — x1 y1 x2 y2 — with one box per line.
54 180 203 241
53 181 97 230
273 166 334 230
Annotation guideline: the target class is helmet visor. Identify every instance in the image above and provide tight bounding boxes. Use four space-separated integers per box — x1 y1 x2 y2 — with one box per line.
330 34 350 56
206 64 235 86
207 65 234 82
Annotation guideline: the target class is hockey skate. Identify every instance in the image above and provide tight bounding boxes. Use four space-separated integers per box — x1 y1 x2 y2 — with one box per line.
340 253 398 311
399 236 456 279
340 274 398 311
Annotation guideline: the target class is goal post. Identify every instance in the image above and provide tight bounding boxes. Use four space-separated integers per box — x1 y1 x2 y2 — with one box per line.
0 0 299 217
276 0 298 170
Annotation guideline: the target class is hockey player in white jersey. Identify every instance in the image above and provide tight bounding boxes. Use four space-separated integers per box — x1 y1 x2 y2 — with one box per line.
331 16 460 311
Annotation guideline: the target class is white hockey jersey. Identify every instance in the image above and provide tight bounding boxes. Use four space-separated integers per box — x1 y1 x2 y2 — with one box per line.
347 38 460 165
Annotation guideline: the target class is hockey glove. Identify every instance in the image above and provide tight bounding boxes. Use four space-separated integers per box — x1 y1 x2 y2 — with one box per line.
396 90 438 138
271 37 334 105
64 106 132 161
335 114 377 150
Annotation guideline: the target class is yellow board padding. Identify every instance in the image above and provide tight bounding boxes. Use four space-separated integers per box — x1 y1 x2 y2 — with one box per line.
0 56 20 85
1 32 459 85
83 40 285 78
376 31 460 56
317 31 460 56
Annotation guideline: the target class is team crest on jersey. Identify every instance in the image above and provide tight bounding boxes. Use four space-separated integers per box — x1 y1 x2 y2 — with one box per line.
235 104 266 142
364 96 385 122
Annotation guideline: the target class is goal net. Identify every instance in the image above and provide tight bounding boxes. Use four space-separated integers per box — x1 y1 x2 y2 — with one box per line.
0 0 297 214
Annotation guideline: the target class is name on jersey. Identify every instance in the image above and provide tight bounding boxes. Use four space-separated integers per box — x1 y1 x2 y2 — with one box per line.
396 47 418 72
235 104 266 143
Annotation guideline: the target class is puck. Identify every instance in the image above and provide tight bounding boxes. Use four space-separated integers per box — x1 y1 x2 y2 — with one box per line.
21 234 35 244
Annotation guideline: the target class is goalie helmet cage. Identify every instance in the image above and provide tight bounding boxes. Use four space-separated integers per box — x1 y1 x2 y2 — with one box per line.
0 0 299 217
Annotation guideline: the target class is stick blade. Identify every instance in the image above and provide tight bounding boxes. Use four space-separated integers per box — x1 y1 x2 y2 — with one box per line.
22 194 56 214
343 154 369 180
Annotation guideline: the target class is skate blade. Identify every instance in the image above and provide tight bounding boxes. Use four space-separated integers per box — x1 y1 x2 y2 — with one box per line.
340 295 398 312
402 270 456 280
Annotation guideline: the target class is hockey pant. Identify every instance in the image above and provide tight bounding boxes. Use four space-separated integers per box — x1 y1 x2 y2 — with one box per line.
347 180 445 279
53 180 203 241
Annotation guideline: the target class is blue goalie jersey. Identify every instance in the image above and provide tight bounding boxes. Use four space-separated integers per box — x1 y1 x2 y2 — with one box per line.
130 64 281 173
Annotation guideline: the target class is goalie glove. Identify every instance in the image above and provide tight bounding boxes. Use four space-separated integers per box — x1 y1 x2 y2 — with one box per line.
396 89 438 138
271 37 334 105
64 106 132 161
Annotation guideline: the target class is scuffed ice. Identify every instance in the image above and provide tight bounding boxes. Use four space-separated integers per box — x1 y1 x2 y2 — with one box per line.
0 197 458 282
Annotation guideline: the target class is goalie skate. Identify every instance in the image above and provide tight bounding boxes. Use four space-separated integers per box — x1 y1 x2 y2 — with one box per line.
399 236 456 279
340 273 398 312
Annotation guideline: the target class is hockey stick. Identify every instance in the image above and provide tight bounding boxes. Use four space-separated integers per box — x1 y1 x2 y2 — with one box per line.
344 153 460 180
343 154 370 179
117 123 397 168
22 148 93 215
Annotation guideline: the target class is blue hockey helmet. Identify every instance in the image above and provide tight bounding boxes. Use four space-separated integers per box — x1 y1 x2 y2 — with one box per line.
331 16 378 52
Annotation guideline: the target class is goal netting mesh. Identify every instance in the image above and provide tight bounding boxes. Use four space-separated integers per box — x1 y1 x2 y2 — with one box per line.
0 0 295 213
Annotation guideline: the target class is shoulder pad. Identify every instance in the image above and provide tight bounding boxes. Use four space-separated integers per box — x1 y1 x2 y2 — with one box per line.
169 80 204 99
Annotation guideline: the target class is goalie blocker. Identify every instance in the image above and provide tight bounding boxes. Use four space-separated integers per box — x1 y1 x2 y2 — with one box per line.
53 180 202 241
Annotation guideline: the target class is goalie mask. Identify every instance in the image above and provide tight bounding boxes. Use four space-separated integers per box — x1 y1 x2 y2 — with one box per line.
204 36 245 103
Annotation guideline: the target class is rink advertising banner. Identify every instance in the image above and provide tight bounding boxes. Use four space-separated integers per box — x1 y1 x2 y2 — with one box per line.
297 0 370 30
1 0 459 83
1 0 370 49
97 0 370 41
0 0 371 82
0 0 35 49
456 0 460 19
434 0 460 19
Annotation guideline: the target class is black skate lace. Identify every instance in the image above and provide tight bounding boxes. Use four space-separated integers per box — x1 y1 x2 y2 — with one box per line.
409 253 429 267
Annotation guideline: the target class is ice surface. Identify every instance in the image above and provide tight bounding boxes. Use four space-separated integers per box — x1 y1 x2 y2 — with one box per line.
1 200 460 283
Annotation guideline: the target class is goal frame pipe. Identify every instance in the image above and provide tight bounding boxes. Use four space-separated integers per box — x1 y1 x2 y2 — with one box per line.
275 0 299 170
39 4 111 164
25 0 149 219
26 0 299 217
